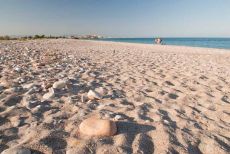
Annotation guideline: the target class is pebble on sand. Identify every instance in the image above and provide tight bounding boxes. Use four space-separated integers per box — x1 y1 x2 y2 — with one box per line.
14 66 22 73
79 117 117 137
52 80 66 89
42 88 55 100
114 114 124 121
87 90 102 100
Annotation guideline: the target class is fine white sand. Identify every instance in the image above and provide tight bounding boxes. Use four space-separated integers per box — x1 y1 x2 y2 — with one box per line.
0 39 230 154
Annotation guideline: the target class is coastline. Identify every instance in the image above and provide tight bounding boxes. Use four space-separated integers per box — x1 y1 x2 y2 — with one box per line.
83 39 230 53
96 38 230 50
0 39 230 154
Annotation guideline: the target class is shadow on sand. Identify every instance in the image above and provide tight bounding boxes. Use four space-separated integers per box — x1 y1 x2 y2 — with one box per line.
116 121 155 154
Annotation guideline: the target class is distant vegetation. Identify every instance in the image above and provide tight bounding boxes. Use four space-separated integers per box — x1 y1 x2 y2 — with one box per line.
0 35 63 40
0 34 103 41
0 35 17 40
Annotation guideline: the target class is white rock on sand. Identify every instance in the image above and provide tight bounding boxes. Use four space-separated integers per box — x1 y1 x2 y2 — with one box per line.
87 90 102 100
42 88 55 100
114 114 124 121
52 80 66 89
79 117 117 137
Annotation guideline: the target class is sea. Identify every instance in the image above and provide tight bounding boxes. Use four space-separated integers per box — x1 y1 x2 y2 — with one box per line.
99 38 230 49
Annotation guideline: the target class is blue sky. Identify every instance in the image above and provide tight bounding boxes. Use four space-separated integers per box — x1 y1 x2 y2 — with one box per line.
0 0 230 37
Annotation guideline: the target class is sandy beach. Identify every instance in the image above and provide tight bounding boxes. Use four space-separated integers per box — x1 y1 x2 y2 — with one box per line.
0 39 230 154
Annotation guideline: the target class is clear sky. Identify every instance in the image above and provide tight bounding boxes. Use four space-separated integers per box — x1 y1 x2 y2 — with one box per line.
0 0 230 37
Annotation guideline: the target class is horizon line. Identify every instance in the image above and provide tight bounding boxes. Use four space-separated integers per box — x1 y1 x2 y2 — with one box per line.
1 34 230 39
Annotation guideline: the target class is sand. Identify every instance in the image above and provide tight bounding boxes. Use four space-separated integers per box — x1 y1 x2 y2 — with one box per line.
0 39 230 154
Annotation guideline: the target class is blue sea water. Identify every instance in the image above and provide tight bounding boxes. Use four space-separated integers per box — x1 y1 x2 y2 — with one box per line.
99 38 230 49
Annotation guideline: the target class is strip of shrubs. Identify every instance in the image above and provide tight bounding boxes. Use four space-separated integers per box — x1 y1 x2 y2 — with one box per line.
0 35 66 40
0 35 101 40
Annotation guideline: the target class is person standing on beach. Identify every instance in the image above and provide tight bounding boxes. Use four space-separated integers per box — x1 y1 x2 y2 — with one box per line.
154 38 162 44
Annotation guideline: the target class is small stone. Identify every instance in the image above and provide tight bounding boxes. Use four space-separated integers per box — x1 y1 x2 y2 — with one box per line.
89 72 97 78
25 47 29 51
22 83 35 89
14 67 22 73
32 105 42 113
79 67 85 73
42 88 55 100
79 117 117 137
53 80 66 89
145 120 151 123
1 147 31 154
87 90 102 100
163 120 169 125
114 115 123 121
19 78 26 84
36 105 42 109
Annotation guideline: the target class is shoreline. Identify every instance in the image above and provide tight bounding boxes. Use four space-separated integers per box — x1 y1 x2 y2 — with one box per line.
95 38 230 51
81 39 230 53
